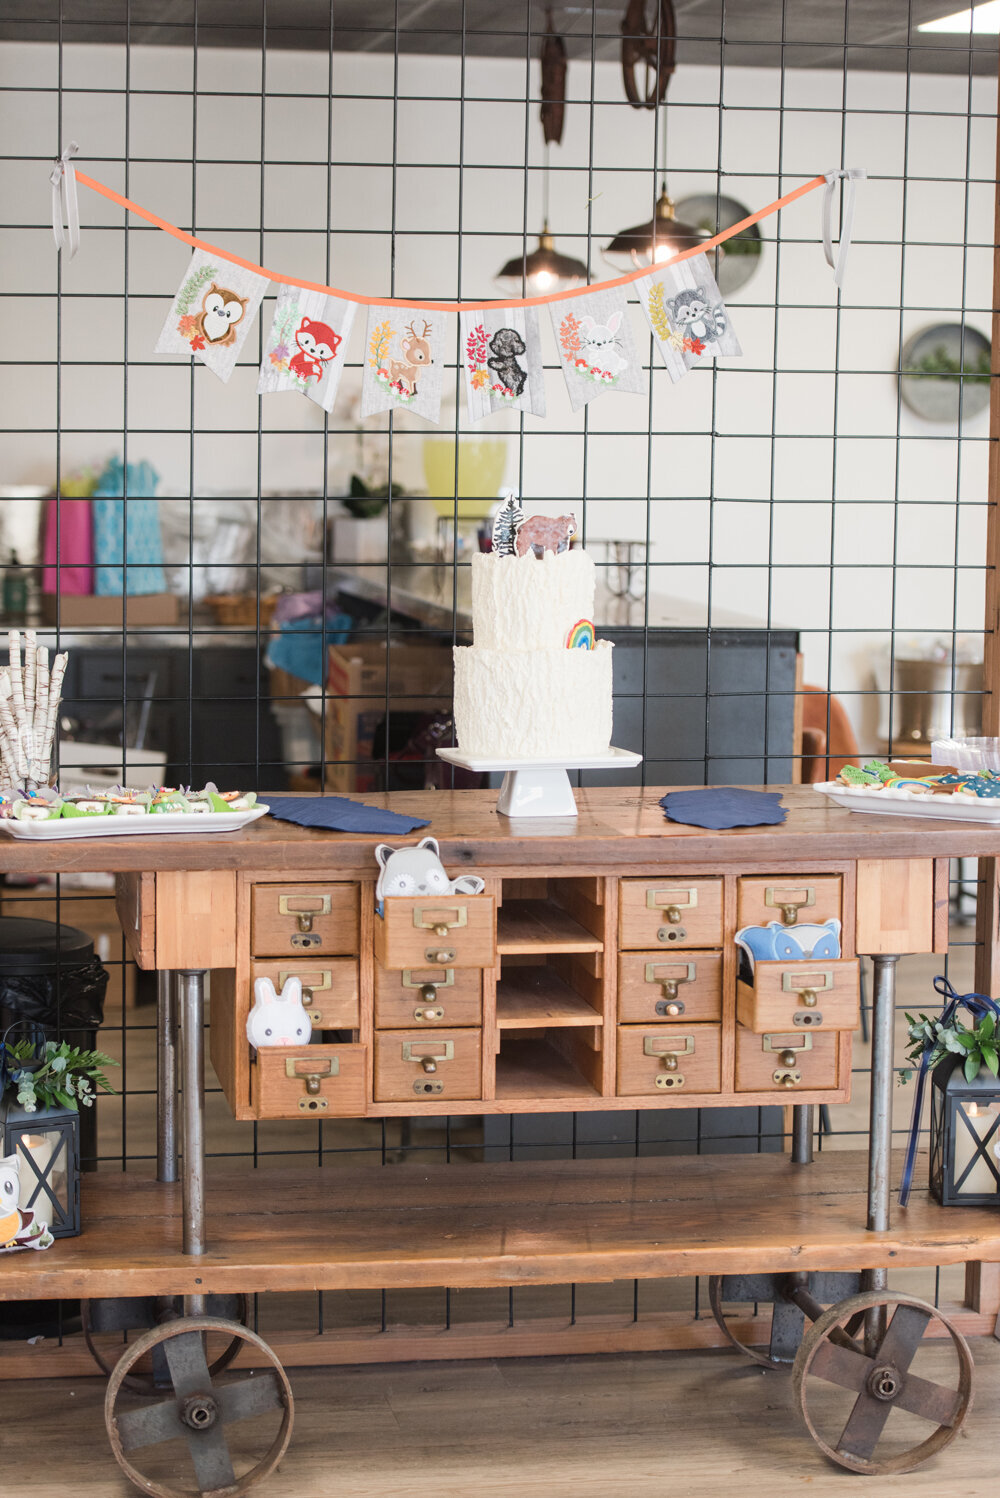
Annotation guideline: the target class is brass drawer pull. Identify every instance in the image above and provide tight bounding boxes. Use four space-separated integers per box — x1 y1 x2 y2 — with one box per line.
413 1005 445 1022
774 1070 801 1088
763 1034 813 1067
644 961 696 1003
401 968 455 990
764 886 816 925
412 906 468 935
278 894 332 933
646 887 699 924
401 1040 455 1065
780 969 834 1006
284 1055 340 1095
279 968 334 1025
643 1034 695 1060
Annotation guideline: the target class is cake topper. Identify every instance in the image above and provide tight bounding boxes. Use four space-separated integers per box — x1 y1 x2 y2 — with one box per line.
566 619 595 650
515 512 578 558
491 493 525 557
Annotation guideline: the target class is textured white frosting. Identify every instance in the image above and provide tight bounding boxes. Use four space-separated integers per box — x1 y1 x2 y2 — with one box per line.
471 549 596 651
454 642 613 758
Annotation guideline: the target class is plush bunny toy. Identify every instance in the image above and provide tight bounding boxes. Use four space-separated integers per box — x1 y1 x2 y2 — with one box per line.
246 975 312 1048
374 836 485 902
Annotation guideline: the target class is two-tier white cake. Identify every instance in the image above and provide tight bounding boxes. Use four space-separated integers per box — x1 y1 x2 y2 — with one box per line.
453 548 613 758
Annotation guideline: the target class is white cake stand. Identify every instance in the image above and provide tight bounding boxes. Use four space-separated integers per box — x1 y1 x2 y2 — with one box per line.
436 746 642 818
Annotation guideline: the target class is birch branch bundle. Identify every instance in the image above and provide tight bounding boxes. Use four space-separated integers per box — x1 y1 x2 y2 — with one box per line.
0 631 69 793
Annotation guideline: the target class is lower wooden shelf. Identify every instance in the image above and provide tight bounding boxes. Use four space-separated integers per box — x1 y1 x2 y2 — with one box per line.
494 1037 601 1100
4 1152 999 1303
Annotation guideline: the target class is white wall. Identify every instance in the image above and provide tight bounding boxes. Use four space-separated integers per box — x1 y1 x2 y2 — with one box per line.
0 40 994 746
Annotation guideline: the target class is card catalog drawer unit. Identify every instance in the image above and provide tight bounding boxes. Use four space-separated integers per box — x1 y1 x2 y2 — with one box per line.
737 875 843 930
618 952 723 1024
736 958 860 1034
250 959 360 1031
735 1029 841 1093
374 1028 482 1102
374 963 482 1029
374 895 496 970
618 879 724 951
251 1043 367 1120
251 883 359 957
616 1023 722 1097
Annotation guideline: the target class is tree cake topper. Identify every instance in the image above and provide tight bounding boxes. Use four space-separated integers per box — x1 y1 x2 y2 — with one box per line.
491 493 525 556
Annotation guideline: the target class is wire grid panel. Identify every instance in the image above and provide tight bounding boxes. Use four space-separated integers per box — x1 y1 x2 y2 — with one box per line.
0 1 994 1346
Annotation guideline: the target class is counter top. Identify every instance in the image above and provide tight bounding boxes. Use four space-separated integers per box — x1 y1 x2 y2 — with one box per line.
2 785 999 874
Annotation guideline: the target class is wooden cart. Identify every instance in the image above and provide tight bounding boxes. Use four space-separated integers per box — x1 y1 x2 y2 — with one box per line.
3 786 1000 1492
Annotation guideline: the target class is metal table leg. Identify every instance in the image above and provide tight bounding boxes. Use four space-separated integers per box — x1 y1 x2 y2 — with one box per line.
157 971 178 1185
177 970 207 1263
791 1104 814 1164
863 953 899 1353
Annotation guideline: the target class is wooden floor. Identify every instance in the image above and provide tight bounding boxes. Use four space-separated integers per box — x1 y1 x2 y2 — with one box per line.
10 1337 1000 1498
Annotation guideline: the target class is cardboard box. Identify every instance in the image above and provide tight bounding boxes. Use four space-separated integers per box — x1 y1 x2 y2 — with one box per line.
41 592 179 627
325 641 452 792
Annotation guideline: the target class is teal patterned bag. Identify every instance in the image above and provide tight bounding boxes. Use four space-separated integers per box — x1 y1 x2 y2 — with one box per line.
92 455 166 596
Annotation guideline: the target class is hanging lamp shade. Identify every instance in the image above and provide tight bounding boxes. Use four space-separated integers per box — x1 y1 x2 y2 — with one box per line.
603 185 712 270
496 224 589 293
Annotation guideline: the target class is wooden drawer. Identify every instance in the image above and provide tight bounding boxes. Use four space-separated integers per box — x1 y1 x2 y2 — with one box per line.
374 1028 482 1102
737 874 843 930
251 959 360 1031
374 894 495 970
374 963 482 1029
735 1029 841 1093
616 1023 722 1097
251 883 359 957
618 952 722 1024
736 958 860 1034
251 1043 366 1119
618 879 723 951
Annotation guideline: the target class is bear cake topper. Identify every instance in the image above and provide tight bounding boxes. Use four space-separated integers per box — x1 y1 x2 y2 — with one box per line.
491 496 578 560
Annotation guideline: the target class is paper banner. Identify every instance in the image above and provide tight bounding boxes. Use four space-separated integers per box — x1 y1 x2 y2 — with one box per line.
257 285 357 413
636 252 742 383
360 306 447 423
154 247 269 383
549 289 645 411
460 307 546 422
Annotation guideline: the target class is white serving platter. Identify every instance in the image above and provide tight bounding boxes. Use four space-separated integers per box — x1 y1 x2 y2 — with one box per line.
814 781 1000 824
0 805 269 840
437 746 642 818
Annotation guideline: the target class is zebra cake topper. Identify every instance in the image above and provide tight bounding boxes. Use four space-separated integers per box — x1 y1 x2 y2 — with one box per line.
638 251 743 384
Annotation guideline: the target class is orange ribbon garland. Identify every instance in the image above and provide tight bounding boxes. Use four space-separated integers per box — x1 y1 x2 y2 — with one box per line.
74 169 827 313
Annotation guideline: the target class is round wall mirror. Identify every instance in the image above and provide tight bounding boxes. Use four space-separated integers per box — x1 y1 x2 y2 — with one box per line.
674 193 763 296
899 323 991 422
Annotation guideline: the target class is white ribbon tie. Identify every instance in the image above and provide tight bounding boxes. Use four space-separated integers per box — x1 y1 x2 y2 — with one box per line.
50 140 80 260
822 166 866 287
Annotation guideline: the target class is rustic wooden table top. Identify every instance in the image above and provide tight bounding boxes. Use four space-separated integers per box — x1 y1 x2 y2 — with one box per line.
1 785 998 875
4 1151 997 1301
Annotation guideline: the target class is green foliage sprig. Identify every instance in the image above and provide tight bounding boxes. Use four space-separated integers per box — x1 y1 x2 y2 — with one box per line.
904 344 991 387
904 1010 999 1085
5 1039 119 1114
176 263 220 316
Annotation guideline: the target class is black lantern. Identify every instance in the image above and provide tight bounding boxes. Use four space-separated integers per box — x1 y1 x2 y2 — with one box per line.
0 1093 80 1238
929 1053 1000 1207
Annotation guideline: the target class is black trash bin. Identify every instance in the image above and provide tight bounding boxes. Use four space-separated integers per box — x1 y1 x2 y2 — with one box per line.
0 915 110 1168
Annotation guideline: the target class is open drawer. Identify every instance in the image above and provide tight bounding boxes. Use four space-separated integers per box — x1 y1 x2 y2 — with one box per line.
374 894 496 970
251 1043 367 1119
736 957 860 1033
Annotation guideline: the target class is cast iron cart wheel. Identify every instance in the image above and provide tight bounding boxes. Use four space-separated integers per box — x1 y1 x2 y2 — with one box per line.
83 1295 251 1393
707 1273 864 1370
791 1290 974 1475
105 1316 294 1498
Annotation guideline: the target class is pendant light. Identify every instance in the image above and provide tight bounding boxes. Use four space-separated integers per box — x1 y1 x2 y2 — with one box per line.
496 12 589 294
602 183 710 270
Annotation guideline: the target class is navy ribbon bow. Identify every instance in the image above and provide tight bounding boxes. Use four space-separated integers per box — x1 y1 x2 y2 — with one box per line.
898 976 1000 1207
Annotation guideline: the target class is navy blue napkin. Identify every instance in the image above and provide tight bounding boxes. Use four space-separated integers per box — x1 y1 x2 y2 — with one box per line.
660 788 786 830
264 796 430 835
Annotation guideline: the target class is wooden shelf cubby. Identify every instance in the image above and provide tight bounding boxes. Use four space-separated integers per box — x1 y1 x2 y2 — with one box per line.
497 900 603 955
497 965 604 1029
494 1036 603 1102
